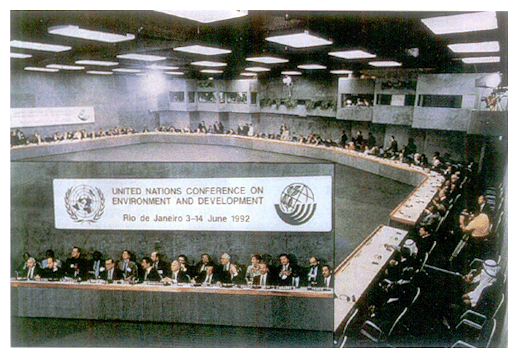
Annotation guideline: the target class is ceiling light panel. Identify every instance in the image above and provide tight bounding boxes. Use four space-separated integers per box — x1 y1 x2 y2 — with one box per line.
155 10 248 23
330 70 353 74
298 64 327 70
369 61 402 67
447 41 500 53
165 72 184 75
281 71 302 75
174 45 231 56
76 60 119 66
240 72 257 76
10 53 32 58
266 31 332 48
47 64 85 70
461 56 500 64
11 40 71 52
191 61 227 67
246 56 288 64
421 11 498 35
146 65 180 70
329 50 376 59
48 25 135 43
200 69 224 73
24 67 59 72
113 68 141 73
117 54 166 61
245 67 270 72
87 71 113 75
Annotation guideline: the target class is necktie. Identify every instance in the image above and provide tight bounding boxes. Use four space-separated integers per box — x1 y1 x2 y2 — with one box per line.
27 267 33 279
108 269 112 280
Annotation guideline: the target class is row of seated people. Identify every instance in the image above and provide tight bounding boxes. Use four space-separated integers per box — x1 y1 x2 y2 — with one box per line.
343 165 506 347
16 248 334 289
11 126 138 146
11 122 461 174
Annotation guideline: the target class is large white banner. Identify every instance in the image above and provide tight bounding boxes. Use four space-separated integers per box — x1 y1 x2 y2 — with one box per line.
53 177 333 232
10 106 95 128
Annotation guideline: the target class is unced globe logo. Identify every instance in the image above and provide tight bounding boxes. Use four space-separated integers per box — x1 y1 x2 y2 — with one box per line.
65 185 105 224
274 183 317 225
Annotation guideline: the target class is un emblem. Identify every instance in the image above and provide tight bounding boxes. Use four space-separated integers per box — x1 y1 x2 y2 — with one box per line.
274 183 317 225
65 185 105 223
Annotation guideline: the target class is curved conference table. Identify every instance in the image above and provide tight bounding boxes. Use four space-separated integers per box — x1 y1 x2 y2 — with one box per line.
11 132 444 333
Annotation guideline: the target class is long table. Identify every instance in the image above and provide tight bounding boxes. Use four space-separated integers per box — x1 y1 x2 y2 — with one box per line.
333 225 408 332
11 281 333 331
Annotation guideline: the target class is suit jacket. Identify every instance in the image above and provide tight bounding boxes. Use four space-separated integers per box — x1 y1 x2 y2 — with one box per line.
320 276 334 288
40 267 63 280
168 270 190 283
118 260 138 279
196 271 219 284
140 267 162 282
276 263 300 286
64 257 89 279
99 267 123 281
194 260 215 278
153 260 170 278
253 273 277 286
305 265 324 286
21 265 42 280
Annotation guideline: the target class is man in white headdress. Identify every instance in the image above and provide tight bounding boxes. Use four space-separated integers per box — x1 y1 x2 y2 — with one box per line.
463 259 501 308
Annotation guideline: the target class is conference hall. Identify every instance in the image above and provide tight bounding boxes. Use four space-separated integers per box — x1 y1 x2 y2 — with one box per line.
10 10 508 348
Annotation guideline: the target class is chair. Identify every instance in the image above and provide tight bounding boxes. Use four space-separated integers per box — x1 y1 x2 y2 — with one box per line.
427 241 437 256
360 320 385 343
387 286 421 337
456 310 486 330
482 318 498 348
491 293 505 321
335 308 359 348
451 340 476 348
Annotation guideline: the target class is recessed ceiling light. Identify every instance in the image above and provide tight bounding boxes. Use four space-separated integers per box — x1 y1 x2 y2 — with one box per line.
113 68 142 73
200 69 224 73
421 11 498 35
87 70 113 75
461 56 500 64
368 61 402 67
117 53 167 62
10 53 32 59
155 10 248 23
330 70 353 74
24 67 59 72
165 71 184 75
240 72 257 76
174 45 232 56
11 40 71 52
48 25 135 43
329 50 376 59
146 65 180 70
191 61 227 67
46 64 85 70
447 41 500 53
246 56 288 64
245 66 270 72
281 71 302 75
297 64 327 70
76 60 119 66
266 31 332 48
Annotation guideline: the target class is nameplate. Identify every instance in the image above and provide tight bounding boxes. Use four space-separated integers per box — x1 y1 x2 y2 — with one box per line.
53 177 332 232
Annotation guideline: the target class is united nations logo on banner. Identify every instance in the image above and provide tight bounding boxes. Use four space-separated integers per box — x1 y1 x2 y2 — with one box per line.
65 185 105 223
274 183 317 225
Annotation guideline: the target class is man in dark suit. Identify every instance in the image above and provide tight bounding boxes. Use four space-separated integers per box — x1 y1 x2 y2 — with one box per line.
305 256 324 287
100 258 123 281
22 257 42 280
195 265 218 284
162 260 190 284
65 247 89 280
193 253 214 281
151 251 170 279
177 254 193 278
320 265 334 288
228 263 247 285
217 252 232 283
118 250 138 281
140 257 161 282
277 253 300 287
253 263 277 286
40 257 63 280
88 250 103 279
